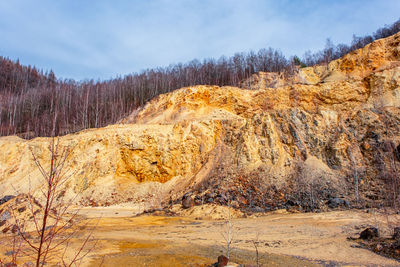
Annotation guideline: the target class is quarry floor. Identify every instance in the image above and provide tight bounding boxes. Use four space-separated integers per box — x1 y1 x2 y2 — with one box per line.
63 208 400 267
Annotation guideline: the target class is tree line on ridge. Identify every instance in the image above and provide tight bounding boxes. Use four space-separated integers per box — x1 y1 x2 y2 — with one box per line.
0 19 399 137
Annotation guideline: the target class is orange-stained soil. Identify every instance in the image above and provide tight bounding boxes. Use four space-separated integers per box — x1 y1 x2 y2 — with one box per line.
82 208 400 266
1 208 400 266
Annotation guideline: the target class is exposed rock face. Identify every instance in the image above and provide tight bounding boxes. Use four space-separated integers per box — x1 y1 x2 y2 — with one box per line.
1 32 400 209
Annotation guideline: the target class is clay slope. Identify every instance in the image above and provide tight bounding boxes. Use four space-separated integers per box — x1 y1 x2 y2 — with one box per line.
1 32 400 210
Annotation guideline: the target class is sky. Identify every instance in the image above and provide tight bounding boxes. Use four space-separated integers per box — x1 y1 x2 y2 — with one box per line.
0 0 399 81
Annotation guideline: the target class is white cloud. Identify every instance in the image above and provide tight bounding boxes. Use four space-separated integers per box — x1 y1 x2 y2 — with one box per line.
0 0 399 80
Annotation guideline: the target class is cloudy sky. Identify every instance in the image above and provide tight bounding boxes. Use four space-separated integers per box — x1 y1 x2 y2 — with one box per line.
0 0 399 81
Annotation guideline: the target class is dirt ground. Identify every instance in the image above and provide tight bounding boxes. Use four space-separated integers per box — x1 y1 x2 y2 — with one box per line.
81 207 400 266
2 207 400 266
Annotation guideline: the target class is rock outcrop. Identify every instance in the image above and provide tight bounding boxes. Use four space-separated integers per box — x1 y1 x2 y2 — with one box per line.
1 32 400 210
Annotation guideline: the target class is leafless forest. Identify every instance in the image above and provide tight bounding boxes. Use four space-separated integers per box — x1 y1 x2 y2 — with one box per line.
1 19 399 138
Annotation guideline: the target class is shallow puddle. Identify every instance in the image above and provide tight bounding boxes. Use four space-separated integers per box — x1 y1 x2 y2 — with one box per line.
88 239 321 267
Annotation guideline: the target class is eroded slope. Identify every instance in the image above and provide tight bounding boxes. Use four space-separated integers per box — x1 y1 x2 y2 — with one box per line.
1 32 400 210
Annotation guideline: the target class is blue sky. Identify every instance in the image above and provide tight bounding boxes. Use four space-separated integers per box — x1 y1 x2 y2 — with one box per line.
0 0 399 81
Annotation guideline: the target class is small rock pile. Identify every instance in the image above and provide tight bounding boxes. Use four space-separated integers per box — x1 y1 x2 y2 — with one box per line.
178 172 351 214
353 226 400 260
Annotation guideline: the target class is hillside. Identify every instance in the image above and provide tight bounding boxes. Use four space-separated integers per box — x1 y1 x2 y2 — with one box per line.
1 32 400 215
1 19 399 139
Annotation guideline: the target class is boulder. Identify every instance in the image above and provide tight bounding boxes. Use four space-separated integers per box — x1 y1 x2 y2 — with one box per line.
194 196 203 205
0 195 15 205
393 227 400 240
395 144 400 161
250 206 264 213
217 255 229 267
17 206 26 213
375 243 383 252
360 227 379 240
182 195 194 209
230 200 239 209
11 225 18 234
327 198 350 209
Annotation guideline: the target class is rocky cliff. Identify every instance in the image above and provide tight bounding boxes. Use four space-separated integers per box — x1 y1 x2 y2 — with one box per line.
1 32 400 211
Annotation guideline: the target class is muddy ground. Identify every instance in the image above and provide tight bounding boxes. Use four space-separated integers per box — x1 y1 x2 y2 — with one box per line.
2 208 400 266
81 208 400 266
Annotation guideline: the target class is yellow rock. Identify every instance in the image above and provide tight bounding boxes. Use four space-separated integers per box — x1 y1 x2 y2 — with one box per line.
1 32 400 207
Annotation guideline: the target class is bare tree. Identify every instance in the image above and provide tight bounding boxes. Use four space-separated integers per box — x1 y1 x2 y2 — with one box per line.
220 194 234 260
1 112 95 266
252 232 261 267
1 18 399 138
